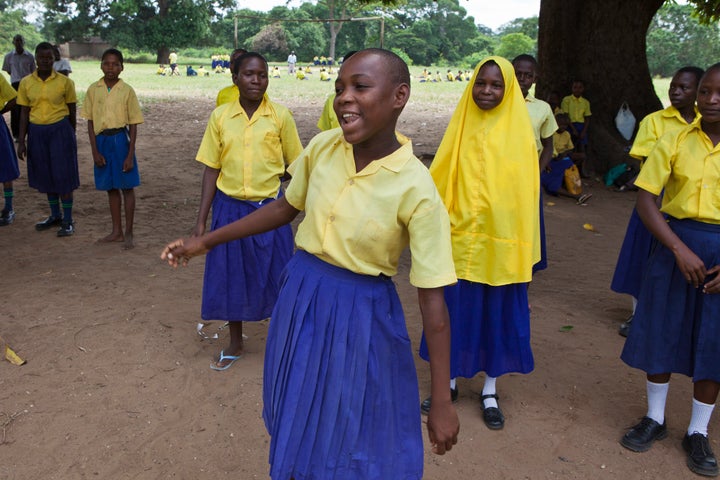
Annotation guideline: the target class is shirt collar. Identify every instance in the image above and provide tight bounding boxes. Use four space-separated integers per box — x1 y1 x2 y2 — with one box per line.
31 70 57 82
338 133 414 176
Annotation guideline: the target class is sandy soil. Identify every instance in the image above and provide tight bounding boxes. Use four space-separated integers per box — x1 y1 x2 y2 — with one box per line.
0 97 707 480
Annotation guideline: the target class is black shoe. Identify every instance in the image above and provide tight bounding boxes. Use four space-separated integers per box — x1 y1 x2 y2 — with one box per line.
620 416 667 452
57 222 74 237
0 209 15 226
619 315 633 338
683 433 719 477
480 393 505 430
36 215 62 231
420 387 459 415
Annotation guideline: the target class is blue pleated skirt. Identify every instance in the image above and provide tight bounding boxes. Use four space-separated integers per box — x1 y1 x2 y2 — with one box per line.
610 208 655 298
541 157 573 195
621 218 720 381
94 130 140 190
263 251 423 480
27 119 79 195
533 191 547 273
0 119 19 183
419 280 533 378
201 190 293 321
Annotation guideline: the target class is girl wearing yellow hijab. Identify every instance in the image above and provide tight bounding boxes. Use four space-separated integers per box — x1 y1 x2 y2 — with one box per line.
419 56 540 430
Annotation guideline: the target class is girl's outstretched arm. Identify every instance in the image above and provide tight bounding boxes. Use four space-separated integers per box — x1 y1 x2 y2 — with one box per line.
161 196 299 267
418 287 459 455
636 189 706 287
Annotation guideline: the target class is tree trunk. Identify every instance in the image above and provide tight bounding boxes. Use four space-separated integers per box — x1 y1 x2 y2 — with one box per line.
537 0 665 173
156 46 170 65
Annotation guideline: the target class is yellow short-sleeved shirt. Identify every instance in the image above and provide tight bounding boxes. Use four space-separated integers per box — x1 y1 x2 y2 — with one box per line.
629 106 699 161
196 96 303 201
16 70 77 125
316 94 338 131
286 129 457 287
0 74 17 107
560 95 591 123
82 78 144 135
525 95 558 154
216 84 238 107
635 120 720 224
552 130 573 157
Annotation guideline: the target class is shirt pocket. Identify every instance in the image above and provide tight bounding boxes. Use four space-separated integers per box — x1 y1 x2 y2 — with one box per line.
262 131 284 169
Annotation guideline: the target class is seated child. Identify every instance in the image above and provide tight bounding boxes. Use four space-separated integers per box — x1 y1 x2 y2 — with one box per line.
272 66 281 78
541 113 592 205
319 68 330 81
197 66 209 76
446 69 454 82
186 65 197 76
157 64 166 75
295 69 306 80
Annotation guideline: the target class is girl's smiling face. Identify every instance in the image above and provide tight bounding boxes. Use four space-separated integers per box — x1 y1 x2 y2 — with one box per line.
472 62 505 111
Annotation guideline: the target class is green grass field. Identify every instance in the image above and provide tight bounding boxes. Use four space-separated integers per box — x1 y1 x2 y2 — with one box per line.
2 61 671 109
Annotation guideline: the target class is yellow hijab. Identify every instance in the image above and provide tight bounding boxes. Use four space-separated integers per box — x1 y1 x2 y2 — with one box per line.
430 56 540 286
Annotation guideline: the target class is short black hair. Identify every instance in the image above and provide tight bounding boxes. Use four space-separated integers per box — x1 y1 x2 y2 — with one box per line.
102 48 124 65
512 54 538 67
350 48 409 86
35 42 54 55
676 66 705 87
232 52 268 75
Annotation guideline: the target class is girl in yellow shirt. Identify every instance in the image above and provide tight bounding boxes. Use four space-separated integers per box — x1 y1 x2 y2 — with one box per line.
162 48 459 479
16 42 79 237
419 56 540 431
0 74 20 226
619 63 720 477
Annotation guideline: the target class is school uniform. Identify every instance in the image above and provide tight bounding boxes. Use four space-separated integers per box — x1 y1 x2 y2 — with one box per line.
621 119 720 381
526 94 558 274
196 95 302 322
0 75 20 183
264 129 456 480
541 130 574 194
561 94 591 145
316 94 338 131
82 78 144 190
420 56 540 378
16 70 78 195
215 84 238 107
611 106 698 298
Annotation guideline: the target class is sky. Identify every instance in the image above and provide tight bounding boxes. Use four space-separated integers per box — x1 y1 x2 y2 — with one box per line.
235 0 541 31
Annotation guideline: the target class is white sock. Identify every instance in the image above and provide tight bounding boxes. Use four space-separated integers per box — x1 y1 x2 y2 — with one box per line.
631 297 638 314
646 380 669 424
450 378 456 390
688 398 715 437
482 376 498 409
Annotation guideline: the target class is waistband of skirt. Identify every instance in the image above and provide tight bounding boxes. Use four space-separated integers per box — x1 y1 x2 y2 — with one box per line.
98 128 126 136
668 217 720 233
216 188 282 208
293 250 392 285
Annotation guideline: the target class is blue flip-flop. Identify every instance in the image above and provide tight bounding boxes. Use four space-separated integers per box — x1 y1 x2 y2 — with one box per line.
210 350 242 371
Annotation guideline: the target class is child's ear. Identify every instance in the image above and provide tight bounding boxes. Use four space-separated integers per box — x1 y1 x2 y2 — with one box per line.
393 83 410 109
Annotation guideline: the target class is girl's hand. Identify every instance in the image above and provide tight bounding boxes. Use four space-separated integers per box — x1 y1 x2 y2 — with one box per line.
92 151 106 167
191 224 205 237
674 244 707 288
427 400 459 455
122 155 134 173
16 142 26 161
703 265 720 294
160 237 208 267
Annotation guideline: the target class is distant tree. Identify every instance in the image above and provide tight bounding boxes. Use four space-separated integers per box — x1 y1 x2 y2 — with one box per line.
495 32 535 60
497 16 538 40
1 8 44 53
251 23 290 58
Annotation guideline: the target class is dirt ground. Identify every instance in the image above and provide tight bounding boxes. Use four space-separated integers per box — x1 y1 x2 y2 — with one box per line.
0 96 708 480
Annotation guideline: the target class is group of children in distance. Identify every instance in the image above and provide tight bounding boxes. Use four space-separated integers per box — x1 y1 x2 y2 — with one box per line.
2 38 719 478
0 43 142 247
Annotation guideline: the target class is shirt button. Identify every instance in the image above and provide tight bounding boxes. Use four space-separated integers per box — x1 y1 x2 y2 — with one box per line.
329 215 335 222
348 179 354 185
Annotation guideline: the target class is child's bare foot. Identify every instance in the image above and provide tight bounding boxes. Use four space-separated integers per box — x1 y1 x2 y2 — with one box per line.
96 232 124 243
123 232 134 250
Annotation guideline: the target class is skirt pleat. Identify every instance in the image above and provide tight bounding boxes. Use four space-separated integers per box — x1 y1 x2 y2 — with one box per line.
0 120 19 183
611 208 655 298
27 119 79 194
621 218 720 381
420 280 533 378
264 251 423 480
201 191 292 321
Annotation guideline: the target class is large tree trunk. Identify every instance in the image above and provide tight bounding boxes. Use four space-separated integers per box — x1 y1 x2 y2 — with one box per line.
156 46 170 65
537 0 665 173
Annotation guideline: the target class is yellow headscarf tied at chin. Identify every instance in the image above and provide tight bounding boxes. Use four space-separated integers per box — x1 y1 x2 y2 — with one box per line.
429 56 540 286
